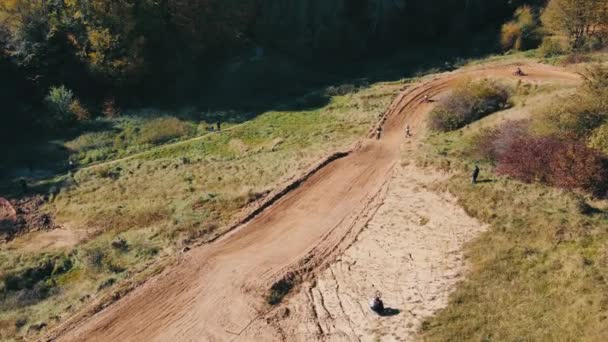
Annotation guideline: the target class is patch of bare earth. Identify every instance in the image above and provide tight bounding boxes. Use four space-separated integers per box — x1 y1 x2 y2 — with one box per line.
0 196 60 243
0 195 85 252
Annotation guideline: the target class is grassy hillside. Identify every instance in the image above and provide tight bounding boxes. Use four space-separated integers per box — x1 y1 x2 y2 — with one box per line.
0 82 402 339
415 63 608 340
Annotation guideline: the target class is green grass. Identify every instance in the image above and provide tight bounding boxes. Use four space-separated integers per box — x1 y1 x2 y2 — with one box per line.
0 81 401 339
415 95 608 341
64 115 203 166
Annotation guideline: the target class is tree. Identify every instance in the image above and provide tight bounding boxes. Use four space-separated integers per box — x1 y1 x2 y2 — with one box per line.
45 85 74 122
541 0 608 49
61 0 142 78
501 6 541 51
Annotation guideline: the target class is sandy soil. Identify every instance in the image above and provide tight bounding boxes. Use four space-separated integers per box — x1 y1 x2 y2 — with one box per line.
47 61 580 342
6 227 86 252
262 162 486 342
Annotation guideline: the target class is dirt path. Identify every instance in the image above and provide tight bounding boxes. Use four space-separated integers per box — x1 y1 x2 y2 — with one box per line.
80 123 247 171
49 62 579 342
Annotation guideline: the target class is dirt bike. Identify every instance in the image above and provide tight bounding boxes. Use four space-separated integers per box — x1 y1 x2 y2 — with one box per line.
369 291 385 314
513 69 526 76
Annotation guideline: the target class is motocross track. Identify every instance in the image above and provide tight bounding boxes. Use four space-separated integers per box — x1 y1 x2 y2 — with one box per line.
50 62 579 342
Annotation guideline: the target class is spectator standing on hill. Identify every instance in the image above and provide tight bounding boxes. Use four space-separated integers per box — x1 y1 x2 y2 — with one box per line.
405 124 412 137
216 121 221 132
471 164 480 184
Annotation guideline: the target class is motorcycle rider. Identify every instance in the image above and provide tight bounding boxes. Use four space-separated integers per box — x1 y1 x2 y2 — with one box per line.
471 164 480 184
369 293 384 313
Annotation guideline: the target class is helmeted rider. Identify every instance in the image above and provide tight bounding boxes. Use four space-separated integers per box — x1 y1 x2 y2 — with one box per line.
369 290 384 313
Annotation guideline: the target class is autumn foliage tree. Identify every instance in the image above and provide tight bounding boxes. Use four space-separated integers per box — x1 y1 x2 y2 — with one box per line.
501 6 541 51
541 0 608 49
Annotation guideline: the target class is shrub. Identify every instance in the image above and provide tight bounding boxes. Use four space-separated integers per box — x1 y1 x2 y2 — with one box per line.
66 131 114 152
111 237 129 252
137 117 195 145
496 134 560 184
535 98 605 138
84 248 107 271
68 99 90 121
45 86 74 121
496 133 608 196
473 120 530 162
588 123 608 154
97 278 116 291
538 37 566 57
429 79 511 132
327 84 357 96
561 53 592 65
549 140 608 195
535 65 608 138
102 98 119 118
580 64 608 107
501 22 521 51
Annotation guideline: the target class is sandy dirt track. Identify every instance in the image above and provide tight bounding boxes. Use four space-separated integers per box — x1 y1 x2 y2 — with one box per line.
264 163 486 342
49 62 579 342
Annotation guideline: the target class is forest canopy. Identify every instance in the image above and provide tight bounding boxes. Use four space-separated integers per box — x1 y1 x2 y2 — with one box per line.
0 0 542 140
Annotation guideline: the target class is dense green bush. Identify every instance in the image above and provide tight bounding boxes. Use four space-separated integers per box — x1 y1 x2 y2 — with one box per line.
45 86 74 122
429 79 511 132
45 86 91 123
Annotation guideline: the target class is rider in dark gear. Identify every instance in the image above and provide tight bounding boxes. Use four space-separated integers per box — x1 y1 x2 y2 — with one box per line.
471 164 480 184
369 290 385 313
